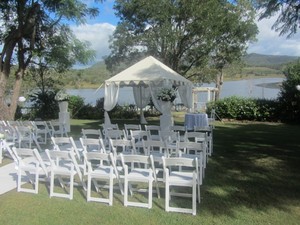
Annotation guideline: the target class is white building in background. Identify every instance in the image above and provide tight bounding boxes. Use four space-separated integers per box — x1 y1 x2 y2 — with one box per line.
192 87 218 112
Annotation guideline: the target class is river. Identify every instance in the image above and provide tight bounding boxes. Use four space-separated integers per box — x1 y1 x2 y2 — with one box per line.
67 77 284 106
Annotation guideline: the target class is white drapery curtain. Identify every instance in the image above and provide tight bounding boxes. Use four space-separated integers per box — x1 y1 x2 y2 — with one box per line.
104 83 120 126
178 85 193 109
104 82 193 125
133 86 151 124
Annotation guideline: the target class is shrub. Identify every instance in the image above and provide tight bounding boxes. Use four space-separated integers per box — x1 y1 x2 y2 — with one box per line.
207 96 280 122
278 60 300 123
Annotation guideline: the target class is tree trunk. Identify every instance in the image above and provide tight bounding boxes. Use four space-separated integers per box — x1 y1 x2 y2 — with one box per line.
0 72 10 120
215 69 224 101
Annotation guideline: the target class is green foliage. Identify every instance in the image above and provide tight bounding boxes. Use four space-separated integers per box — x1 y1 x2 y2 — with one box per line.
207 96 280 121
278 60 300 123
243 53 299 68
107 0 257 85
110 104 139 120
0 0 100 120
254 0 300 37
68 95 85 118
28 90 58 120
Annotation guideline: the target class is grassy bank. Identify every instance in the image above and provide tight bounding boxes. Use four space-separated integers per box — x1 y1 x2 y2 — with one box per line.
0 119 299 225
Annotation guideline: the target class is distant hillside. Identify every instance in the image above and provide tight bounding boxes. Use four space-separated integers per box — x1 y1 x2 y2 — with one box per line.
63 53 298 88
243 53 299 68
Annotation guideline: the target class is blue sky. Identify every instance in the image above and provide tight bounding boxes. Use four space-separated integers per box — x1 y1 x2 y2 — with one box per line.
71 1 300 65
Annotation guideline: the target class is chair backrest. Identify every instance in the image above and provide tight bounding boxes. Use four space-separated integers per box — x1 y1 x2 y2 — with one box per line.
12 147 48 176
130 130 149 142
162 156 198 173
80 137 105 153
185 131 207 143
159 130 179 144
46 149 82 180
105 129 126 140
109 138 136 157
170 125 186 132
83 151 117 174
51 136 81 160
48 120 66 137
82 129 103 139
124 124 142 139
142 139 167 156
120 153 154 171
176 141 204 156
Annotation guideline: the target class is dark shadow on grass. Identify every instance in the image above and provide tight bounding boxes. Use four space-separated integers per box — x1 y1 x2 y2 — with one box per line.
200 123 300 216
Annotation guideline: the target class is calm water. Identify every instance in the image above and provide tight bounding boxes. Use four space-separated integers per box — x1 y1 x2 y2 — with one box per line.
67 77 284 106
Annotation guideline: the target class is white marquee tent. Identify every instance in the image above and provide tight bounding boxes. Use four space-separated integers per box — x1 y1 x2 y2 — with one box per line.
104 56 193 125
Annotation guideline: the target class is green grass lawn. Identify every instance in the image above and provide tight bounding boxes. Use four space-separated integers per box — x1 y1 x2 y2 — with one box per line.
0 118 300 225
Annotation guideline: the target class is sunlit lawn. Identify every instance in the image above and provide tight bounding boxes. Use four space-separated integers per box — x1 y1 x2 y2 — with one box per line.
0 115 300 225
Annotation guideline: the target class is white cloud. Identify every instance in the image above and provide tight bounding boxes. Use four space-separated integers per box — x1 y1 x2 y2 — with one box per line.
248 15 300 56
71 23 116 63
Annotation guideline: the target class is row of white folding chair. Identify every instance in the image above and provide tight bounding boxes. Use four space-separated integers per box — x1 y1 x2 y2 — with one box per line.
110 138 202 215
194 125 213 156
162 156 199 215
11 140 201 214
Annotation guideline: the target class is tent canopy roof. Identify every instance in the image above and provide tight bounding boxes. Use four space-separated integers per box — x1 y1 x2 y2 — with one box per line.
105 56 193 87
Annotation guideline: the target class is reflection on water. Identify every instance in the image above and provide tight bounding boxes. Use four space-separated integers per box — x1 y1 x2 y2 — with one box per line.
68 77 284 106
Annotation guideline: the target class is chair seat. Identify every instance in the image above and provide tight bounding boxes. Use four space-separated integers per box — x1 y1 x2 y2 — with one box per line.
169 171 195 184
91 166 117 179
127 168 153 181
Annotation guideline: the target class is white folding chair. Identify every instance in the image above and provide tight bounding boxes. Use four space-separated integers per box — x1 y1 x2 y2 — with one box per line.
12 147 49 194
48 120 68 137
120 153 160 208
51 136 82 161
170 125 187 142
145 125 160 141
162 156 199 215
15 125 34 149
82 129 103 139
109 138 136 157
45 149 83 200
124 124 142 140
194 125 213 156
159 130 179 156
176 141 205 185
32 121 51 144
185 131 208 166
142 139 168 182
130 130 149 153
84 151 120 205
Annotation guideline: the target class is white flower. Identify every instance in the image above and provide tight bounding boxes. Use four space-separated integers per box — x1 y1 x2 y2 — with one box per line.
157 88 177 102
55 90 70 102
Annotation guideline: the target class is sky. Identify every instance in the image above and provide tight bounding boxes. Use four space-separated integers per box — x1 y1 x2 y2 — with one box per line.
71 1 300 66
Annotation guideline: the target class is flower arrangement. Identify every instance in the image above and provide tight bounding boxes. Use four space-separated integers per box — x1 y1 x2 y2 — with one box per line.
157 88 177 102
55 90 70 102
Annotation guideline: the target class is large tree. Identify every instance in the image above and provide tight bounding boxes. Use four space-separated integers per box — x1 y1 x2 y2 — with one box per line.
253 0 300 38
0 0 100 120
105 0 257 99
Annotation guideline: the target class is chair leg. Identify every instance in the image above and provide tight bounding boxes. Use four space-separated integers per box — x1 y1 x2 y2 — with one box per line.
87 175 92 201
165 181 170 212
148 180 153 209
109 176 113 206
50 172 54 198
124 178 128 206
193 182 196 216
69 173 74 200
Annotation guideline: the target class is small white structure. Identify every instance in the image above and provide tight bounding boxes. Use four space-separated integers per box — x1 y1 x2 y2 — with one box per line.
104 56 193 130
58 101 70 132
192 87 218 112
